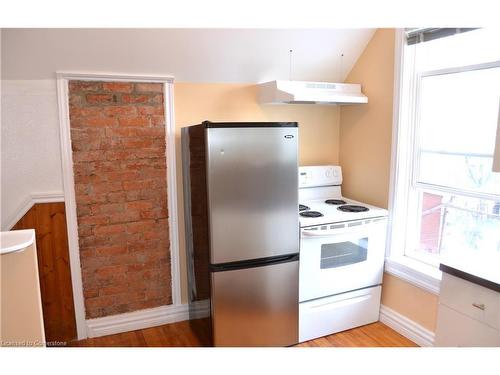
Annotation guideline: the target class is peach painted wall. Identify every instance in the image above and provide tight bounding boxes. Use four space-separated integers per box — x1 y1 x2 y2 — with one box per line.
174 83 341 303
382 274 439 331
339 29 439 331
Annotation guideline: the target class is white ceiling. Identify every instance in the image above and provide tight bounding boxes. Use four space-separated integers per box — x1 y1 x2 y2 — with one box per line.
1 28 375 82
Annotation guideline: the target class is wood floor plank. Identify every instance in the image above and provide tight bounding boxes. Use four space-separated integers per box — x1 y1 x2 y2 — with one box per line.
70 320 417 348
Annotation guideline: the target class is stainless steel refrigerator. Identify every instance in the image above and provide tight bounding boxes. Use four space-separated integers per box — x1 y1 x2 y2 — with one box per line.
182 121 299 347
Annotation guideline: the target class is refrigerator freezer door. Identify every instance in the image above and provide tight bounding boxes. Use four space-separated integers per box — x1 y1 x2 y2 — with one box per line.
211 259 299 347
206 126 299 264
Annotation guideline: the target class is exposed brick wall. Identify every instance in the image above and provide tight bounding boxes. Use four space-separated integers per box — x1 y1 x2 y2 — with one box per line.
68 81 172 319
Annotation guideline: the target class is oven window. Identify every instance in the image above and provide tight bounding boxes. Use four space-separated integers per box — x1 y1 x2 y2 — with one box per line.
320 238 368 269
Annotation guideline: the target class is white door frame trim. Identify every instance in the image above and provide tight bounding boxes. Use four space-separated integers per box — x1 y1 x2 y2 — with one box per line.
56 71 180 340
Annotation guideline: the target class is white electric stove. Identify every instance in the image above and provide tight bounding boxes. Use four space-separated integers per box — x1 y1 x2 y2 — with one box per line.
298 165 388 343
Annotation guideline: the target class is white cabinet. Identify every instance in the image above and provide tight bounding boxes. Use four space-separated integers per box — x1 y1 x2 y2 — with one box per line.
435 273 500 347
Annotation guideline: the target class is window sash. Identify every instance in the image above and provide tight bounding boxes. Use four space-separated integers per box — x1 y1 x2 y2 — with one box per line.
399 45 500 264
409 60 500 202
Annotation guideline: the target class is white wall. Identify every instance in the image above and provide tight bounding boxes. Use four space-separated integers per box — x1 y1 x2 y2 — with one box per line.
1 80 64 229
2 29 374 82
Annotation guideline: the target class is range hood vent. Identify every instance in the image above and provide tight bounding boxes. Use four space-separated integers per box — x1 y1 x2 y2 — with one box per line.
258 80 368 105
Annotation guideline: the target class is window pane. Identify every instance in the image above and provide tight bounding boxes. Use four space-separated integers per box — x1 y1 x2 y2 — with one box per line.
415 191 500 258
320 239 368 269
417 67 500 195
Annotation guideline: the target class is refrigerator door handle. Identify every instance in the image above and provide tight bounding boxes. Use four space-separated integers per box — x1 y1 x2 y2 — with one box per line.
210 253 299 272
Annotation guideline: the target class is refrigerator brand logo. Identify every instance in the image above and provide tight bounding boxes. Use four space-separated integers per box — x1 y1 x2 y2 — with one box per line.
284 135 294 139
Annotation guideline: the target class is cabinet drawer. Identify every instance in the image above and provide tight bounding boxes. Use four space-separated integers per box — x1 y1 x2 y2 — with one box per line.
435 304 498 347
299 286 381 343
439 273 499 329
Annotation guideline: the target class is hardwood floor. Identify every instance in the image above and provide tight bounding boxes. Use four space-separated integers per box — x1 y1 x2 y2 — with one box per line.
69 320 417 347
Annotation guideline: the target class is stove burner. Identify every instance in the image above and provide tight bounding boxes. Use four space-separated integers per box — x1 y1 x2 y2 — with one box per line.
299 204 310 212
300 210 323 218
337 205 369 213
325 199 347 205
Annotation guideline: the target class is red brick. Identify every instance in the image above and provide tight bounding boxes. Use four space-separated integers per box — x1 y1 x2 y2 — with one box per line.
86 117 118 127
151 115 165 126
75 192 108 205
105 150 136 161
123 179 158 191
73 151 106 162
103 170 140 181
69 81 102 92
70 106 104 118
78 225 93 237
76 204 91 217
103 105 137 116
86 93 115 104
83 288 99 299
99 284 129 296
145 289 165 300
118 117 149 127
107 191 127 203
95 246 127 256
105 127 165 138
90 202 123 215
137 106 164 115
122 94 149 104
126 220 154 234
151 94 163 104
92 181 123 193
102 82 134 93
109 210 141 224
126 200 153 211
134 149 165 159
135 83 164 93
119 138 155 149
93 224 126 235
95 264 128 277
85 295 114 309
141 208 168 220
78 214 109 226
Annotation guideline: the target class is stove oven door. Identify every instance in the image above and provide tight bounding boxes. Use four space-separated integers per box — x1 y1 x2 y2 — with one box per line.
299 218 387 302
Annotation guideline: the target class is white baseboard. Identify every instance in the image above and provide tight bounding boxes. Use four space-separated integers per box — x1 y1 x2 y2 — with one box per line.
379 304 435 347
3 191 65 231
85 300 210 338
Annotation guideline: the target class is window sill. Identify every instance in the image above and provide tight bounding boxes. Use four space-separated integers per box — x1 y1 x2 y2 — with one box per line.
384 256 442 295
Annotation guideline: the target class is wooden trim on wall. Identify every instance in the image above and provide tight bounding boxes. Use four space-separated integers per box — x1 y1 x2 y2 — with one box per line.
56 71 179 339
2 192 65 231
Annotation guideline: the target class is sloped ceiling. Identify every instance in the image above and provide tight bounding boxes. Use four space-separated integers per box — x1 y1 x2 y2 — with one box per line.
1 28 375 82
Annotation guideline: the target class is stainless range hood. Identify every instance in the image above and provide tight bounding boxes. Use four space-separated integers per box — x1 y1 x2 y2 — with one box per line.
258 80 368 105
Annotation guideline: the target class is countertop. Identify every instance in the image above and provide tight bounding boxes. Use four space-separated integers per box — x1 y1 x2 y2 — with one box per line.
440 252 500 293
0 229 35 255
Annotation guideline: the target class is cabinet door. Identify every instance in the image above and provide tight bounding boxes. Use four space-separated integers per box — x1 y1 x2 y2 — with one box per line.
440 273 499 329
435 304 498 347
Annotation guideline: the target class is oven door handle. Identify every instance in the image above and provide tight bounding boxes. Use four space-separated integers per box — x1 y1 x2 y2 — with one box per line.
301 228 355 237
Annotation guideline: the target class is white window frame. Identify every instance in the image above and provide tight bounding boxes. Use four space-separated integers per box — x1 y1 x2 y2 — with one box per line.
386 29 442 294
386 29 500 295
406 61 500 268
